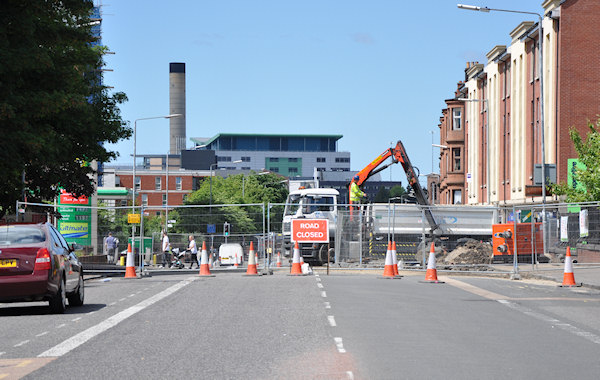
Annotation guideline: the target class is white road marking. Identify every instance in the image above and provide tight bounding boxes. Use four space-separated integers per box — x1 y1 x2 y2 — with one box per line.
118 298 126 302
317 283 324 289
13 340 29 348
35 332 49 337
497 299 600 345
56 324 66 329
128 294 135 298
0 351 5 356
328 315 337 327
324 302 331 309
346 371 354 379
109 302 117 306
71 317 82 322
334 337 346 353
315 277 321 282
321 291 327 298
38 276 197 358
315 274 320 277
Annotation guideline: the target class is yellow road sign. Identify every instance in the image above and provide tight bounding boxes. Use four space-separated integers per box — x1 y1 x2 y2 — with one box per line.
128 213 141 224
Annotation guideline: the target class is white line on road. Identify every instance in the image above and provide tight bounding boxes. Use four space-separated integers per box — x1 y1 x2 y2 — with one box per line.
14 340 29 348
321 291 327 298
0 351 5 356
334 337 346 353
118 298 126 302
324 302 331 309
346 371 354 379
71 317 82 322
128 294 135 298
38 276 197 358
35 332 49 337
497 299 600 345
109 302 117 306
328 315 337 327
317 283 324 289
315 277 321 282
56 324 66 329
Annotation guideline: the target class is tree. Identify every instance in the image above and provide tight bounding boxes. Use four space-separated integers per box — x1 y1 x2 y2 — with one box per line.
0 0 129 218
389 185 406 201
552 118 600 202
373 187 391 203
173 172 288 234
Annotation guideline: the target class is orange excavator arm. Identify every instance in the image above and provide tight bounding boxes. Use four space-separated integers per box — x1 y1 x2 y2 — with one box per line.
349 140 439 233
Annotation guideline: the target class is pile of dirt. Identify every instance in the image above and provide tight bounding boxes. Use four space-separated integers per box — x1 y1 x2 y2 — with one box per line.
442 240 493 265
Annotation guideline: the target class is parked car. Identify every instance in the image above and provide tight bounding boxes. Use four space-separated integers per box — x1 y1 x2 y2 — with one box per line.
0 222 84 313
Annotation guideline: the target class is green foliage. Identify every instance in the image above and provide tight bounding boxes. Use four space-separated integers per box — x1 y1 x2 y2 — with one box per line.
552 118 600 202
373 187 390 203
171 172 288 234
390 185 406 200
0 0 130 218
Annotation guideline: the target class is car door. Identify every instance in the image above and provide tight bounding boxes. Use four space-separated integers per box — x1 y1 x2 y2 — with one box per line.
48 225 77 292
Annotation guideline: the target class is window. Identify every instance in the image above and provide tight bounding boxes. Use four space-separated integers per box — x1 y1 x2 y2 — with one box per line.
452 108 462 130
141 194 148 206
289 167 298 173
134 176 141 191
162 194 167 206
288 158 298 162
453 189 462 204
452 148 461 171
217 156 231 162
269 167 279 172
317 157 326 163
175 177 182 190
269 157 279 162
335 157 350 163
241 156 251 162
316 167 326 172
155 176 161 190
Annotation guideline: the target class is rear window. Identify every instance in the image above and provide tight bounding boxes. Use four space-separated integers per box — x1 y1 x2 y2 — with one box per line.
0 225 46 246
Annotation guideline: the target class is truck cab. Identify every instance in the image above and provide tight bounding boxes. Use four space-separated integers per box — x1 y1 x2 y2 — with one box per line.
282 188 339 265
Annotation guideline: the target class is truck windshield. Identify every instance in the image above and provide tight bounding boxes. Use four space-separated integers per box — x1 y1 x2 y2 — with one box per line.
284 195 301 216
305 196 335 213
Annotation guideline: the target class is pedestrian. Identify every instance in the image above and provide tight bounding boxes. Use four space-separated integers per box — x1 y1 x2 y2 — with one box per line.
162 231 171 268
104 232 118 264
187 234 198 269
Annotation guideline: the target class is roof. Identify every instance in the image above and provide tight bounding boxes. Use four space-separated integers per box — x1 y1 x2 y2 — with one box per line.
191 133 344 147
288 188 340 197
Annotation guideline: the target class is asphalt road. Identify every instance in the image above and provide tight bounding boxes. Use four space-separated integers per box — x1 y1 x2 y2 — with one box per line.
1 271 599 379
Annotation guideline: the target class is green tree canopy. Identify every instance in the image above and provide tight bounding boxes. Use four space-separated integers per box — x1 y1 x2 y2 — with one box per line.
552 118 600 202
0 0 129 218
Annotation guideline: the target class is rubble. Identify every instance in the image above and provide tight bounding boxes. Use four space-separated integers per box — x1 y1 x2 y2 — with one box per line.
442 240 493 265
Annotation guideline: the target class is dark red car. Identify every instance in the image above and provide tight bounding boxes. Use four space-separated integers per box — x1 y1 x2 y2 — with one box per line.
0 222 84 313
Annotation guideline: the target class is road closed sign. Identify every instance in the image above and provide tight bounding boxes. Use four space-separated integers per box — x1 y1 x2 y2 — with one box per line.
291 219 329 243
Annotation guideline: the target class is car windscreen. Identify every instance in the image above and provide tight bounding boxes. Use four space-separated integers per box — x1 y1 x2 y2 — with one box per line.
0 225 46 246
305 196 335 212
284 195 301 216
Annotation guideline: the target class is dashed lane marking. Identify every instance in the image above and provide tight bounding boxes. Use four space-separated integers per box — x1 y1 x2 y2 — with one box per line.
324 302 331 309
317 283 324 289
118 298 126 302
321 291 327 298
13 340 29 348
71 317 81 322
328 316 337 327
38 276 197 357
56 324 66 329
334 337 346 353
35 332 48 338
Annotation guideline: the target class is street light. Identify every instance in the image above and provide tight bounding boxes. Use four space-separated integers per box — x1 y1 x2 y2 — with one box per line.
458 97 489 203
209 163 218 206
458 3 547 274
231 160 244 197
132 114 181 263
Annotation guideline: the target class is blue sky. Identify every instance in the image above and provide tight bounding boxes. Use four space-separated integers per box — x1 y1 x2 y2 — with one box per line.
102 0 545 182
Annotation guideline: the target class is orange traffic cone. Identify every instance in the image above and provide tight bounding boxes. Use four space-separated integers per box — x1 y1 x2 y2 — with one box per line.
392 241 402 277
199 241 215 277
276 251 282 267
244 242 259 275
208 252 214 269
560 247 581 287
234 253 239 268
421 242 444 284
124 243 137 279
381 241 396 278
289 241 305 276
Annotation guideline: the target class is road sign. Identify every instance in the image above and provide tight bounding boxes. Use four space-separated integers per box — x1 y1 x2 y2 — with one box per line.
291 219 329 243
128 213 141 224
207 224 216 234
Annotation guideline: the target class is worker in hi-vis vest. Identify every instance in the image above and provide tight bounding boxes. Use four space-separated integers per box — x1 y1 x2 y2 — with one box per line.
350 175 366 204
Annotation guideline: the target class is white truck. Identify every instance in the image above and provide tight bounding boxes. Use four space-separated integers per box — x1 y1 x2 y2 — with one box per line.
282 188 339 265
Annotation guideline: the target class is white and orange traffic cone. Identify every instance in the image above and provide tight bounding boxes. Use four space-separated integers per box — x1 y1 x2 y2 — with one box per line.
199 241 215 277
392 241 402 278
276 251 282 267
234 253 239 268
560 247 581 287
124 243 137 278
288 241 305 276
421 242 444 284
380 241 396 279
244 242 259 276
208 252 214 269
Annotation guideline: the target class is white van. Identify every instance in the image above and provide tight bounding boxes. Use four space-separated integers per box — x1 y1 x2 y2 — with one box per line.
218 243 244 265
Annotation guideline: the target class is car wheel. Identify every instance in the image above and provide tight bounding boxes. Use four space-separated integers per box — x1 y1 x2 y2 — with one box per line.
49 278 67 314
68 274 85 306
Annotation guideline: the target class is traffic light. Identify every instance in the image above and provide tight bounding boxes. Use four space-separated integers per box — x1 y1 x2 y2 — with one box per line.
224 222 230 236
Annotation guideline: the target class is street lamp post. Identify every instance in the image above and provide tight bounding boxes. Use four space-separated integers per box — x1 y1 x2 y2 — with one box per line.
209 163 218 206
165 151 169 233
458 2 546 270
132 114 180 267
458 97 489 203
